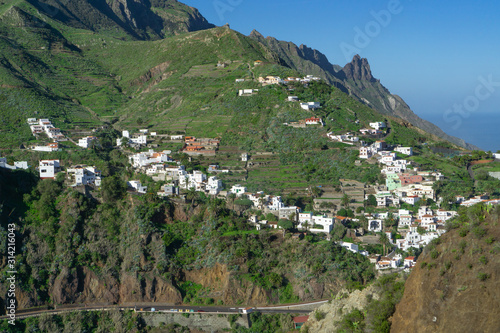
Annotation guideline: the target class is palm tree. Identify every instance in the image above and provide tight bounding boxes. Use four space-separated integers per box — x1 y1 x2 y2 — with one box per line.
341 193 351 209
378 232 389 256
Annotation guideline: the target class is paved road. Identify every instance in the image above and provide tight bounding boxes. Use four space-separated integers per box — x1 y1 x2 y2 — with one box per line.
0 301 326 321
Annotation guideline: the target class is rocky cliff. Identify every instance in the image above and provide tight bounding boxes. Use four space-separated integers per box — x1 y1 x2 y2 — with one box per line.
391 207 500 333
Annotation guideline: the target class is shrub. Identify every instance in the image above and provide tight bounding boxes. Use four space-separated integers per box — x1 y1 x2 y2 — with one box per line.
314 311 326 321
430 250 439 259
477 272 490 281
458 240 467 253
472 226 487 239
478 256 488 265
485 237 494 244
458 228 469 237
420 262 427 269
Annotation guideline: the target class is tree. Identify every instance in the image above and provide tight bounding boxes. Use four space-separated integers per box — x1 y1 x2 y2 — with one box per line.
378 232 390 256
311 186 324 198
338 208 348 217
341 193 351 208
366 194 377 207
331 224 347 242
101 176 126 203
384 213 397 229
136 117 144 126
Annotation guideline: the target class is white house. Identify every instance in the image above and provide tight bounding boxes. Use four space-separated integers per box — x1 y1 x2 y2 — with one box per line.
27 118 38 125
127 180 147 193
66 166 102 186
241 153 248 162
300 102 321 110
401 195 421 205
298 211 313 224
359 147 373 159
309 214 334 233
14 161 29 170
206 176 223 195
304 117 324 126
287 96 299 102
230 184 247 197
130 134 147 145
278 206 299 220
369 122 386 130
239 89 258 96
398 214 413 227
341 242 359 254
129 150 172 168
157 184 178 197
394 147 413 156
404 256 416 268
122 130 130 138
39 160 61 179
32 142 60 152
170 135 184 140
178 170 207 191
78 136 97 149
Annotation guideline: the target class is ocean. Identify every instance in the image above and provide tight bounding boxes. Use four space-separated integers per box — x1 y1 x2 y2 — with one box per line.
421 112 500 152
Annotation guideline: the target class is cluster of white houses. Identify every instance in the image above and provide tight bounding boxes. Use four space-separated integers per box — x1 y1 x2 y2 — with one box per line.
127 150 223 196
37 159 102 186
285 116 324 128
117 130 153 147
27 118 66 142
327 132 359 145
257 75 321 86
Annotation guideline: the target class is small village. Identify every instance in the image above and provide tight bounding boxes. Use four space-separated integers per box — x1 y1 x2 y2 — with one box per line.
1 96 498 275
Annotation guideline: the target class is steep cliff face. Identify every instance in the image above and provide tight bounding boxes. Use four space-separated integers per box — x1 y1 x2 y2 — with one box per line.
25 0 214 40
391 209 500 333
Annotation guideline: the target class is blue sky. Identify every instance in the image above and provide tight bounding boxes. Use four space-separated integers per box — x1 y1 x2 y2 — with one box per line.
183 0 500 150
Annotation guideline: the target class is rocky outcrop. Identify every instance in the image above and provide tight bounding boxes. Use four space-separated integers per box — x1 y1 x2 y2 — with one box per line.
341 54 376 82
305 285 379 332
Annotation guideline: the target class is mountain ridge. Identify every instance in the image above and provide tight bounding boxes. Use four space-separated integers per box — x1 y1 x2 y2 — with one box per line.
248 30 479 150
22 0 214 40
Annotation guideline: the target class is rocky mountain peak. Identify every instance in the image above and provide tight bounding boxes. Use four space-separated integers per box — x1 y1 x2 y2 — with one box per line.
249 29 264 39
341 54 376 82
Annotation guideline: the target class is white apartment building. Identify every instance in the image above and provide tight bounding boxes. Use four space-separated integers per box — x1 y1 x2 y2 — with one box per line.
39 160 61 179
